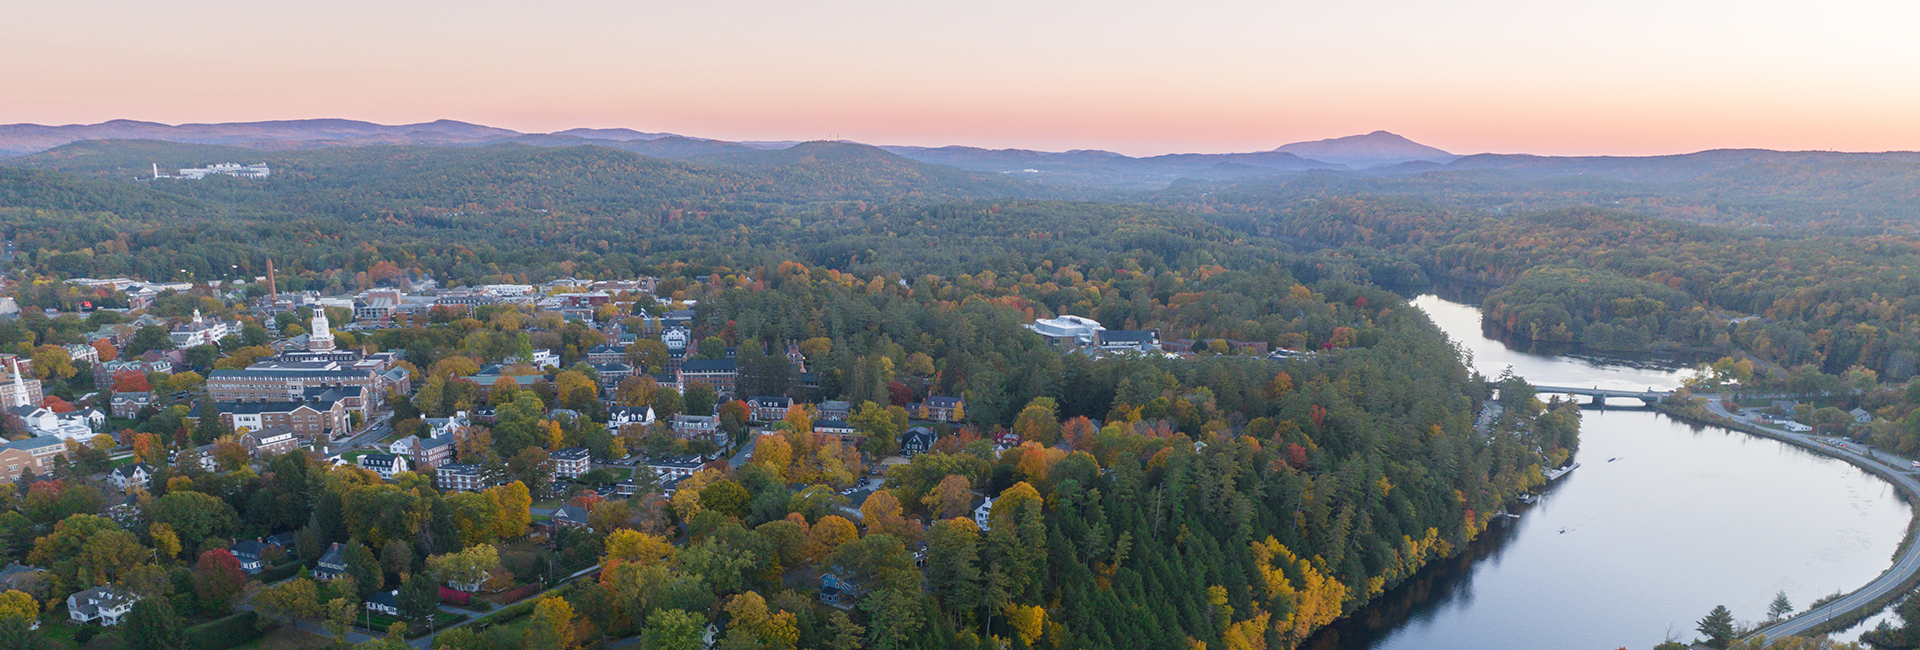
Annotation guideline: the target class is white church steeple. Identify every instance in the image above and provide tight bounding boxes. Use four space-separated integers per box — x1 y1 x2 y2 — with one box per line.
309 309 335 352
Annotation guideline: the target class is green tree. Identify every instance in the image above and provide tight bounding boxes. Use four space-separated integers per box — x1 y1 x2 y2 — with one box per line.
153 490 241 555
125 596 185 650
1768 591 1793 621
1698 604 1736 649
343 539 384 600
643 608 706 650
399 572 440 625
252 576 319 629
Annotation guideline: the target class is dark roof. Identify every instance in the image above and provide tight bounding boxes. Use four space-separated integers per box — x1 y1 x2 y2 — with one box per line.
551 447 591 461
901 427 937 447
367 589 398 608
925 396 963 408
749 396 791 408
230 540 269 559
439 462 482 473
680 359 737 373
359 453 400 467
551 505 590 523
316 543 347 569
816 419 854 431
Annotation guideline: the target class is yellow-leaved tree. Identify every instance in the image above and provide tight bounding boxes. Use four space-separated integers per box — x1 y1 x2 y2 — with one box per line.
1250 536 1347 644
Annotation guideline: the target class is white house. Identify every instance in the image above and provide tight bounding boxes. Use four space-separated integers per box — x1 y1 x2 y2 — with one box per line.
67 585 138 626
1783 421 1813 433
108 463 154 491
358 453 410 479
974 497 994 532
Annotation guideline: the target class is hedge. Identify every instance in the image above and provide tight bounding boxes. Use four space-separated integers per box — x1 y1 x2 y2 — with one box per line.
184 611 263 650
255 559 313 584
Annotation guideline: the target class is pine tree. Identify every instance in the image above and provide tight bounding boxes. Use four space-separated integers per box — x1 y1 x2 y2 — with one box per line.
1767 591 1793 620
1696 604 1736 649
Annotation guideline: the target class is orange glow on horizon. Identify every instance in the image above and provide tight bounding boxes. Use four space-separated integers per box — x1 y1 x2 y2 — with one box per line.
5 1 1919 157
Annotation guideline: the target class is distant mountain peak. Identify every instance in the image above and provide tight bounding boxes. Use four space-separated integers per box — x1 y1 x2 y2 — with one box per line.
1274 131 1457 169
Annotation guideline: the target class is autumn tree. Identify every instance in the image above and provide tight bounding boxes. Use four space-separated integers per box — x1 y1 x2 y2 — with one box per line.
487 481 533 540
928 474 974 520
525 596 576 650
194 548 247 616
806 515 859 562
1012 397 1061 445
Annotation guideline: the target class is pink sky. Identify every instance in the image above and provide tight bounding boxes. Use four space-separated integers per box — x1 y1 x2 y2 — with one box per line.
5 1 1918 157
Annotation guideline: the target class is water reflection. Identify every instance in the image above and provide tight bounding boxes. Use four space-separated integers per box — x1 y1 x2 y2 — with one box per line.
1302 295 1910 650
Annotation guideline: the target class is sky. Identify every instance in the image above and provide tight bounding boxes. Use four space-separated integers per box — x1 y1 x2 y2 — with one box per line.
4 1 1918 157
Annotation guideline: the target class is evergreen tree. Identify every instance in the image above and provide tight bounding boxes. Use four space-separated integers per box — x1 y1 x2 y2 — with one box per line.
125 597 185 650
1696 605 1736 649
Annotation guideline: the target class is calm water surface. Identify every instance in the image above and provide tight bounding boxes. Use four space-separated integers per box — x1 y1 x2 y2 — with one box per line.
1305 295 1912 649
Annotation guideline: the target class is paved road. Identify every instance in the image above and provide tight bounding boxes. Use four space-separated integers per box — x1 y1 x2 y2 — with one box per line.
1702 396 1920 641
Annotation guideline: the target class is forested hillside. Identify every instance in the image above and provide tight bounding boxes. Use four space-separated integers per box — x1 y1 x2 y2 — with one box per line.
0 142 1593 650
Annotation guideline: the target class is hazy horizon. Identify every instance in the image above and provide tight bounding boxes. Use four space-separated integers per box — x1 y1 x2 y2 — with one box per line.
7 1 1918 157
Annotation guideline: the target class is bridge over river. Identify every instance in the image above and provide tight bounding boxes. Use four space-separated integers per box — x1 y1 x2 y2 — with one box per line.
1522 384 1672 406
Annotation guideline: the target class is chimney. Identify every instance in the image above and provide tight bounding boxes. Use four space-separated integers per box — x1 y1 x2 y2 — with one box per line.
267 259 278 302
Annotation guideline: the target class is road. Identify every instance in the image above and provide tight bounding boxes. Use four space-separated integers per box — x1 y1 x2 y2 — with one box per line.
1701 396 1920 641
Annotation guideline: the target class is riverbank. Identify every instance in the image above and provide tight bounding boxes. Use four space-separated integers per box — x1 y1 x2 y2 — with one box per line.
1658 398 1920 639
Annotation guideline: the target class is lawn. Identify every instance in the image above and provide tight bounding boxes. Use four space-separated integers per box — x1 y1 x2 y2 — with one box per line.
358 611 467 637
232 626 335 650
340 449 370 463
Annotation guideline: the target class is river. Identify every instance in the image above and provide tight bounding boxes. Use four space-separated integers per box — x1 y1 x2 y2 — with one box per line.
1303 294 1913 649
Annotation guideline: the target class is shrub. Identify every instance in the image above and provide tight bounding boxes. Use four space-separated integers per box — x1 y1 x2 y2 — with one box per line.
183 611 263 650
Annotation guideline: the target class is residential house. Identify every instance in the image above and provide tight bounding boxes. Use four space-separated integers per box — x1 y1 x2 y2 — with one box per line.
548 504 591 530
606 406 654 432
0 563 43 592
550 447 591 481
239 427 300 458
366 589 400 616
107 463 153 491
818 400 851 421
993 430 1022 449
435 463 490 493
974 497 994 531
820 572 865 606
313 543 349 581
67 586 139 626
358 453 409 479
899 427 936 457
229 540 269 573
748 396 794 422
110 392 152 418
0 436 68 482
1851 408 1874 424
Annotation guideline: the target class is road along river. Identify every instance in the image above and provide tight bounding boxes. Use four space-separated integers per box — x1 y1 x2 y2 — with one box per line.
1303 294 1912 649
